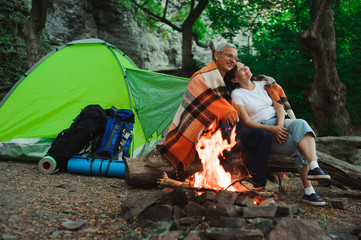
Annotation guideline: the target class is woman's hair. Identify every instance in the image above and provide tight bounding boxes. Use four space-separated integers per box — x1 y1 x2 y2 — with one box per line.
223 64 239 93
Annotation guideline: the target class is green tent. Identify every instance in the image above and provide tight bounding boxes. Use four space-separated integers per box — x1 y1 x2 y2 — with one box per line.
0 38 188 161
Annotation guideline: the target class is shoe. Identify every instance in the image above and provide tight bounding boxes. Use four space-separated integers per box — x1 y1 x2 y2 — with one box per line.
307 167 331 180
302 193 326 206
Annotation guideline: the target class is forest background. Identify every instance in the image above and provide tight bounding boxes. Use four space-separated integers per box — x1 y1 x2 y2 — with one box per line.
0 0 360 137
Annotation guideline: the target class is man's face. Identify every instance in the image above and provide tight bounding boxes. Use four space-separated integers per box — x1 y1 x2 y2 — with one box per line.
214 46 238 76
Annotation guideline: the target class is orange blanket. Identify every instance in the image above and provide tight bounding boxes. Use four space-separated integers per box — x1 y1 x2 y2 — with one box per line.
157 61 239 169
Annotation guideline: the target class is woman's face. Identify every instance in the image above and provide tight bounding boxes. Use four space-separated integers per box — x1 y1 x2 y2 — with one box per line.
232 62 252 84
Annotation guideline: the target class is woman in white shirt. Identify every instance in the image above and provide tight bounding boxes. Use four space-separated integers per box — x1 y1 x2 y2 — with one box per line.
224 62 331 206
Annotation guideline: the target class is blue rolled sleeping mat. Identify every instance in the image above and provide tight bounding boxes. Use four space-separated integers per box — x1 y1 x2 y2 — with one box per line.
67 156 125 178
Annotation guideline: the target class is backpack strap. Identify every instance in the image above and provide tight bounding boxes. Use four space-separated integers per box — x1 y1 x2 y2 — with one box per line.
117 125 132 157
103 120 122 153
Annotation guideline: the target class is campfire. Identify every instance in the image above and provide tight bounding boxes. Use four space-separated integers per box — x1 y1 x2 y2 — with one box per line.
158 122 275 205
121 122 292 240
189 122 250 192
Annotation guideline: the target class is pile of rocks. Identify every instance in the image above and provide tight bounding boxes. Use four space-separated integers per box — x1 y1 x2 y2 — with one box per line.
121 188 325 240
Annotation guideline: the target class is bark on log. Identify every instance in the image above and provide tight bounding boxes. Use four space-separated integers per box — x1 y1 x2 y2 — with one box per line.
250 152 361 191
125 149 361 190
124 148 202 188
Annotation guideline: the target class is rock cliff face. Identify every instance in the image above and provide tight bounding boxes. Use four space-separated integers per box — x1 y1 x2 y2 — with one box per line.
0 0 213 100
45 0 192 70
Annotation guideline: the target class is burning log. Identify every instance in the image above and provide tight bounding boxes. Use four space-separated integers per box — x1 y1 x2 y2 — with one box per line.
125 149 361 190
157 172 275 202
157 172 253 193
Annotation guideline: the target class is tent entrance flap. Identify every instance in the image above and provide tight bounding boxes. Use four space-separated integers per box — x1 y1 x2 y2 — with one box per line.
127 69 188 139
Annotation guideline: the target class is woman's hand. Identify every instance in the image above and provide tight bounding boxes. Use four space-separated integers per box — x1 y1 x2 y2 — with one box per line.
270 125 289 143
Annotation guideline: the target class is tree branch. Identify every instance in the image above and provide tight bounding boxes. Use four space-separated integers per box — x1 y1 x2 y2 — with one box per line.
183 0 209 27
129 0 182 32
192 33 209 48
163 0 169 19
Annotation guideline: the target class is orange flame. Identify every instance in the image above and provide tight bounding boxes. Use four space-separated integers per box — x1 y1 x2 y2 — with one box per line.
189 122 249 192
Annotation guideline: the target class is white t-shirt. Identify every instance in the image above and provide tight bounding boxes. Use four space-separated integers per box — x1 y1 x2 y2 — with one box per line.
231 81 276 123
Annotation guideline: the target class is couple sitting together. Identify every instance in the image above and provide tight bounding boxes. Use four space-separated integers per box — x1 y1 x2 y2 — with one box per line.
157 43 331 206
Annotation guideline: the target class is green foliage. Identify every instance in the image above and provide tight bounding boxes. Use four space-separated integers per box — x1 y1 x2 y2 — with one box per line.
0 1 30 99
193 17 209 42
116 0 210 44
0 28 13 45
0 28 25 96
185 59 206 71
207 0 361 129
211 0 314 122
319 212 328 229
207 0 278 41
156 227 166 234
334 0 361 128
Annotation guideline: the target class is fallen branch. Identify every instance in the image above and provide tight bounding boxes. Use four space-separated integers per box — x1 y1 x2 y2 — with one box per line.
157 172 273 198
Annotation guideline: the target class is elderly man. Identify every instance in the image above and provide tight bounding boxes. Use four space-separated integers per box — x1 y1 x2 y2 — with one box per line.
157 43 272 188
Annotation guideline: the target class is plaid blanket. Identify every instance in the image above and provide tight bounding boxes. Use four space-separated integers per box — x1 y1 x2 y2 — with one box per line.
157 61 239 169
253 75 296 119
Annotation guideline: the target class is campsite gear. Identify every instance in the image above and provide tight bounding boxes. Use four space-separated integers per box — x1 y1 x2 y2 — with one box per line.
0 38 189 162
38 156 59 174
40 104 107 172
38 105 134 173
67 156 125 178
95 107 134 159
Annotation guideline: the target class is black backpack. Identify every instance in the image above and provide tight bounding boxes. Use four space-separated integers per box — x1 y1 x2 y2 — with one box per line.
43 104 135 173
46 104 107 172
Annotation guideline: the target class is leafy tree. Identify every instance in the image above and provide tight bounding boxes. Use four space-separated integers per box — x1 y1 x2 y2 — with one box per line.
206 0 277 52
334 0 361 130
117 0 210 70
298 0 349 136
207 0 355 135
207 0 314 122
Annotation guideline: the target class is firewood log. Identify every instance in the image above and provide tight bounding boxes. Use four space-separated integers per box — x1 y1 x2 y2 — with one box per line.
124 148 202 188
125 149 361 190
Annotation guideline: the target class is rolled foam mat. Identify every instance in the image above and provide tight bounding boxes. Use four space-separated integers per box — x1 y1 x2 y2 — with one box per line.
67 156 125 178
38 156 59 174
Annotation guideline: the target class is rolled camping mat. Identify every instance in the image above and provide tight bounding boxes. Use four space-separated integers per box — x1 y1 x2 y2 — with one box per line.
38 156 59 174
67 156 125 178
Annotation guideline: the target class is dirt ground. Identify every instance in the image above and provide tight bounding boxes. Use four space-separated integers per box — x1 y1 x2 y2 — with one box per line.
0 159 360 240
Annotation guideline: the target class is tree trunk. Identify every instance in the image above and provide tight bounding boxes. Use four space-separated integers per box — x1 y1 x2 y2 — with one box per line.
182 24 194 69
181 0 209 69
125 149 361 191
297 0 349 136
22 0 48 69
